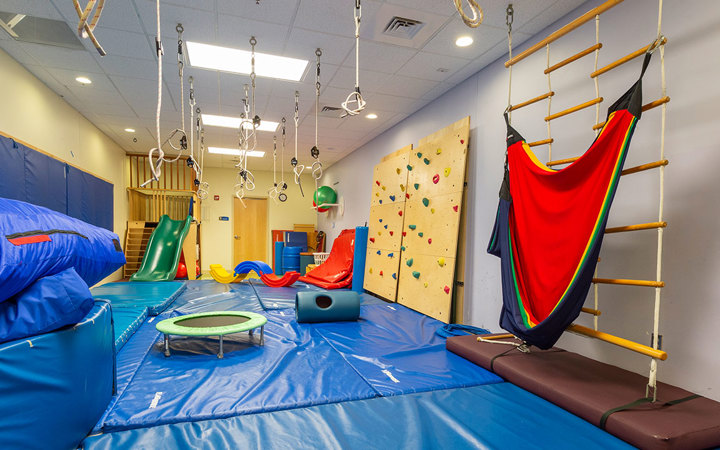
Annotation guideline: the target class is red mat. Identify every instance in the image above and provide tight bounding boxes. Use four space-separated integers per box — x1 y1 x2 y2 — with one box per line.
299 229 354 289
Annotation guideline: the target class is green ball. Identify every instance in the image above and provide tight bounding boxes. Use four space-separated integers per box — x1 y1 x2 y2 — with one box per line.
313 186 337 212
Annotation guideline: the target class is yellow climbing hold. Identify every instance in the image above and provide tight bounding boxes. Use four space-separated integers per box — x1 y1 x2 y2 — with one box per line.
375 192 379 197
424 282 429 288
431 208 435 214
369 268 373 274
396 168 401 174
382 185 386 191
400 184 405 192
444 168 451 177
436 148 442 155
438 258 445 267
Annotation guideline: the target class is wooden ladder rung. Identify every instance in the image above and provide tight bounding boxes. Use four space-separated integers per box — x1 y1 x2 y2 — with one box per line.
581 307 602 316
568 324 667 360
592 97 671 130
545 97 603 122
593 278 664 288
545 43 602 74
528 138 554 148
621 159 668 176
605 221 667 234
591 37 667 78
547 156 579 167
510 91 555 112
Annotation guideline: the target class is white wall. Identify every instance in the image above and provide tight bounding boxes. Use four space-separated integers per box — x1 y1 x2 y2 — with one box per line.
200 168 318 270
319 0 720 400
0 48 128 282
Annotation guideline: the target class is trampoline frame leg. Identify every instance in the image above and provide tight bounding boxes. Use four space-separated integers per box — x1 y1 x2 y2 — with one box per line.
218 335 224 359
260 325 265 345
163 334 170 357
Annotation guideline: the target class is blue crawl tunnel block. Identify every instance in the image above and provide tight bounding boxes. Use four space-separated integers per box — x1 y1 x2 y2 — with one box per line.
0 301 114 450
91 281 186 315
295 291 360 323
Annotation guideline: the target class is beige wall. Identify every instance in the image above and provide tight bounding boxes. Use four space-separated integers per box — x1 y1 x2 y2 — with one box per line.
0 48 128 282
199 167 318 270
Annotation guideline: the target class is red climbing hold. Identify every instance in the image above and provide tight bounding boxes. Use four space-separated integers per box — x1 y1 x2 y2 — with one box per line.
376 180 380 186
428 238 432 244
398 210 403 216
433 174 440 184
444 285 450 294
402 231 407 237
453 205 459 212
380 271 384 276
460 139 465 144
389 231 394 236
369 237 375 243
405 193 410 199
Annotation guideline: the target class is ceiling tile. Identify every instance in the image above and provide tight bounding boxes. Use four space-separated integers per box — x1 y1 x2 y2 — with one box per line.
215 15 289 54
18 41 102 71
421 20 508 61
294 0 384 38
4 1 64 20
383 0 456 17
135 0 218 45
398 51 469 82
372 75 438 99
328 66 389 92
283 28 354 66
216 0 300 26
345 40 418 75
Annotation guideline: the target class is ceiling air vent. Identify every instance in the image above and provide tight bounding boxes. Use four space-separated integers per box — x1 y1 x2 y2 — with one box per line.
320 105 345 119
0 12 85 50
383 16 424 40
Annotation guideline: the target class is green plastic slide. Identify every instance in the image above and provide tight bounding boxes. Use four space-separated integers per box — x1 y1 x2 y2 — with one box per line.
130 215 192 282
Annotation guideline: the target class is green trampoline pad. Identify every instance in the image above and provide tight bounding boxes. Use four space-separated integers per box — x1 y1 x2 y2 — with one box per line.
156 311 267 358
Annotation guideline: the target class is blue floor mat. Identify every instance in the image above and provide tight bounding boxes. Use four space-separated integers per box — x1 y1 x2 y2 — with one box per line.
312 303 502 396
91 282 186 315
98 308 377 432
83 382 632 450
250 281 385 310
112 307 148 351
172 281 264 314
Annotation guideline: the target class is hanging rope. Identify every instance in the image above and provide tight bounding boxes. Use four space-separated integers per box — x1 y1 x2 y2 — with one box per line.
341 0 367 117
279 117 288 202
311 49 324 191
195 108 210 200
504 4 514 124
234 37 260 205
453 0 484 28
188 76 202 184
268 135 279 203
73 0 106 56
291 90 305 197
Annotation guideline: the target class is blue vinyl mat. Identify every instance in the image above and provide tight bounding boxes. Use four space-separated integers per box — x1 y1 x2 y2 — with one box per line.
112 307 148 351
91 281 186 315
83 382 632 450
249 281 385 310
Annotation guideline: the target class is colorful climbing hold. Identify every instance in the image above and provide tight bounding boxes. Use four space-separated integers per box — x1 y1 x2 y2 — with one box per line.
384 224 388 229
396 168 401 174
423 158 430 165
389 195 396 201
407 164 413 171
379 218 383 222
392 273 397 279
398 210 403 216
408 224 416 230
444 167 451 177
375 192 379 197
424 282 428 288
431 208 435 214
433 174 440 184
416 152 423 158
369 268 373 274
369 237 375 243
382 186 386 191
412 271 420 279
418 232 424 237
460 139 465 144
444 285 450 294
438 257 445 267
401 246 405 251
428 238 432 244
400 184 405 192
377 231 381 236
402 231 407 237
379 200 383 204
414 183 419 190
375 180 380 186
422 198 429 207
436 148 442 155
453 205 459 212
406 258 413 267
389 231 394 236
376 250 381 255
405 193 410 199
388 253 394 258
380 271 384 276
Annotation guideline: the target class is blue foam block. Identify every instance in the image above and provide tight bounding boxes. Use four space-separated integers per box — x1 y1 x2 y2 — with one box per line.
312 303 502 395
0 302 114 450
91 281 186 315
98 308 377 432
112 307 148 351
83 383 632 450
351 226 368 293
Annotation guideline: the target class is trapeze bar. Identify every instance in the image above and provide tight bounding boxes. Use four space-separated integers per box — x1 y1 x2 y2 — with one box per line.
545 43 603 74
591 37 667 78
509 91 555 111
581 307 602 316
593 278 665 288
591 97 670 130
528 138 554 147
546 156 579 167
568 324 668 360
605 221 667 234
477 333 515 341
545 97 603 122
505 0 624 68
621 159 669 176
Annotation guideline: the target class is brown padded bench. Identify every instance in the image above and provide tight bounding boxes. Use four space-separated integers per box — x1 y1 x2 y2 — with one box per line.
447 334 720 450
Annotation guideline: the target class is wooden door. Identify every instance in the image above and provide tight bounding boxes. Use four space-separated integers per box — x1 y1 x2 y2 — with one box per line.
233 198 268 266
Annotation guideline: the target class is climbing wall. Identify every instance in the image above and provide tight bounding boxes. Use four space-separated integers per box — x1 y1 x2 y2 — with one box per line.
364 145 412 301
397 117 470 322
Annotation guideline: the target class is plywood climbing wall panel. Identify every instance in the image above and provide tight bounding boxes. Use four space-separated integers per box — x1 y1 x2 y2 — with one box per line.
364 145 412 300
397 117 470 322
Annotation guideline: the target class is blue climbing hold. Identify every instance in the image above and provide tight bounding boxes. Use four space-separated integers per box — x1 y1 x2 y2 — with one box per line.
389 195 396 201
388 253 394 258
377 250 381 255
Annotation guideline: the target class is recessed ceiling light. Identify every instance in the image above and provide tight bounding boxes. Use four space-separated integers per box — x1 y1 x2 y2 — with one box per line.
75 76 92 84
187 41 309 81
208 147 265 157
455 36 473 47
124 128 136 133
202 114 279 132
366 113 378 119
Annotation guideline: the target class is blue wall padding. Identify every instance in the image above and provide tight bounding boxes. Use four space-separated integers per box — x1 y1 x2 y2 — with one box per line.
91 281 186 315
283 231 307 251
0 268 94 345
352 226 368 293
24 148 68 214
112 307 149 351
274 241 284 275
0 135 114 230
83 383 633 450
0 302 114 450
0 198 125 303
296 291 360 323
311 304 502 396
98 308 377 432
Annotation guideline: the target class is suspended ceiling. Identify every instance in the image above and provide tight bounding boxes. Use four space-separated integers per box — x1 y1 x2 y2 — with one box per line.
0 0 586 170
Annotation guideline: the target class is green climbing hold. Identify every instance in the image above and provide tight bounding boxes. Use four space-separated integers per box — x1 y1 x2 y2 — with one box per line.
423 158 430 165
414 183 420 190
401 246 406 251
406 258 413 267
407 164 413 171
412 271 421 279
408 224 417 230
418 232 424 237
422 198 429 207
416 152 423 158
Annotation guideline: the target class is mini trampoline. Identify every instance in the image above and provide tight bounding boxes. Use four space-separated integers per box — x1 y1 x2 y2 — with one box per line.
155 311 267 358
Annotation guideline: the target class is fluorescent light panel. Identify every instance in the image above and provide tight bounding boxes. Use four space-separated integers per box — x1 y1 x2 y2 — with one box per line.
187 41 308 81
202 114 278 132
208 147 265 157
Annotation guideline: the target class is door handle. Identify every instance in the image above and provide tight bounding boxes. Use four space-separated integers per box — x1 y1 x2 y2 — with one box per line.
234 235 240 240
